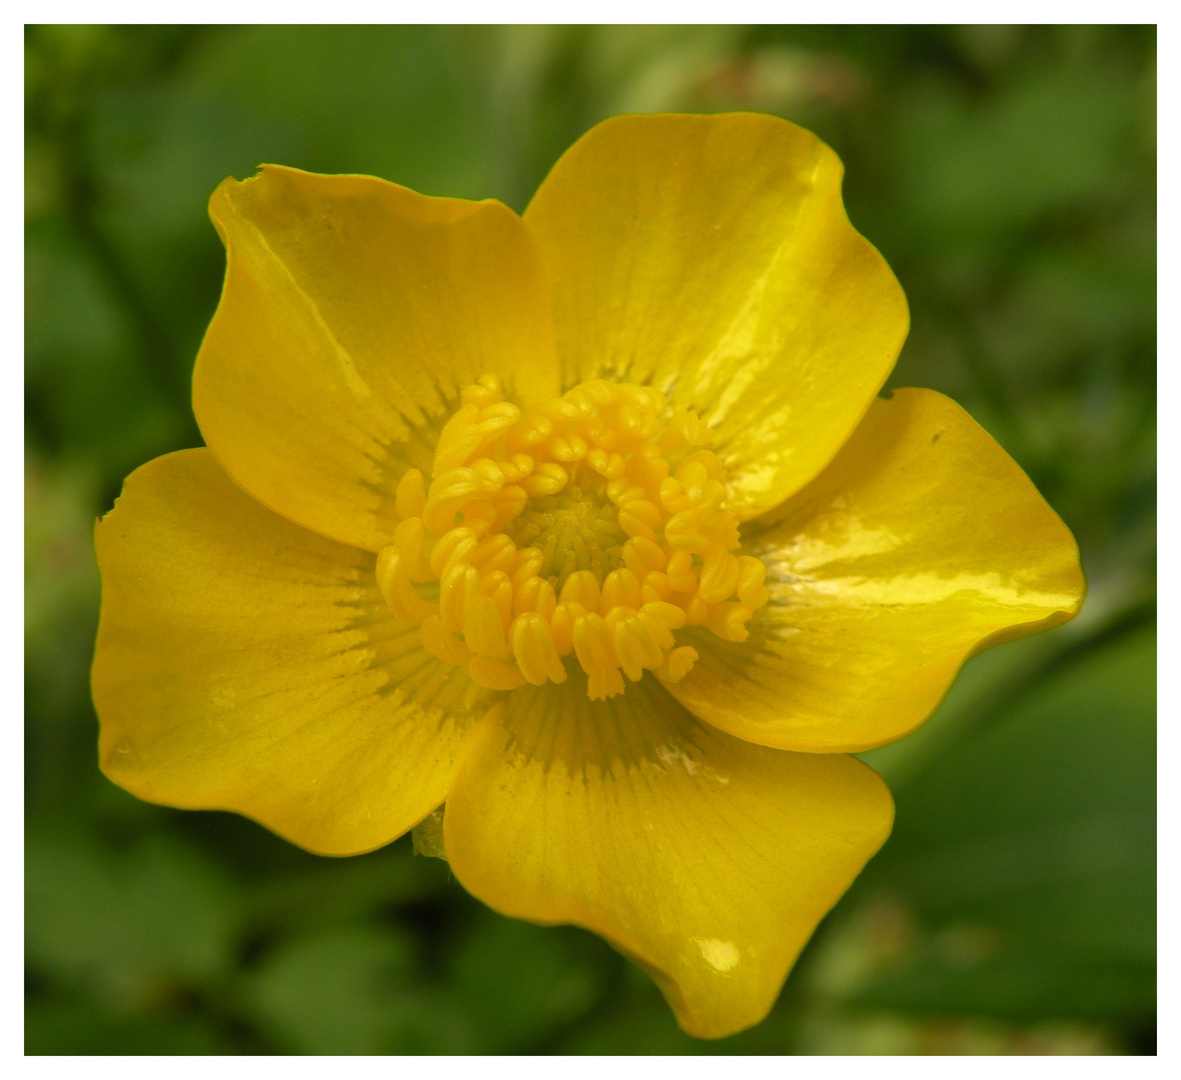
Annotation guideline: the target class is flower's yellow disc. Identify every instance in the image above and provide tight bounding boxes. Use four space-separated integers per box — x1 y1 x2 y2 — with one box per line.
374 373 770 701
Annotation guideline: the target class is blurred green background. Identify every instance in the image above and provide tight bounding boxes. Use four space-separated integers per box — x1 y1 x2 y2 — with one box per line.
25 25 1156 1055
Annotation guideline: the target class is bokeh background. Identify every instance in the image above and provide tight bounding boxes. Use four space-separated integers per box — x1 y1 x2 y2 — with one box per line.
25 25 1156 1055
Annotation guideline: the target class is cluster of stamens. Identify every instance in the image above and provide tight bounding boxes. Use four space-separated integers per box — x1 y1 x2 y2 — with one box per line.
375 375 769 700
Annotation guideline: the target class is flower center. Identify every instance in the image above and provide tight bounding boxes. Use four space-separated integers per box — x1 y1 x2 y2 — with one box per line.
510 486 627 590
375 374 770 700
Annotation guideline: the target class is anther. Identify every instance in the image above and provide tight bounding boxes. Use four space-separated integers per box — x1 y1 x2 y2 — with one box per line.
376 548 434 624
512 613 568 685
395 469 427 520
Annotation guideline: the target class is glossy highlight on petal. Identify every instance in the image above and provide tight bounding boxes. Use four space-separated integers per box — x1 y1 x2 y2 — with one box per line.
670 389 1086 752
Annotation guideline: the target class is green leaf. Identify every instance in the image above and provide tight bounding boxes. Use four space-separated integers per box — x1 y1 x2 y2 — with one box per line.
242 924 468 1055
242 834 450 934
451 912 610 1052
895 65 1138 245
25 828 240 1000
844 626 1155 1020
25 1002 226 1055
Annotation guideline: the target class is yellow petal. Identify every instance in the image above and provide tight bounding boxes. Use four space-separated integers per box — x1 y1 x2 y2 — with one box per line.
670 389 1086 753
92 449 492 855
523 113 908 520
194 165 560 553
443 673 893 1039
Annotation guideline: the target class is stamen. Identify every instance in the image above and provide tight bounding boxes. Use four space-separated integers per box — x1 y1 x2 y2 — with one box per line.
376 374 770 699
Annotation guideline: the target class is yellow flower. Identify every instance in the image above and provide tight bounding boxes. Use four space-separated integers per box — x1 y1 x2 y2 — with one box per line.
91 113 1084 1039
